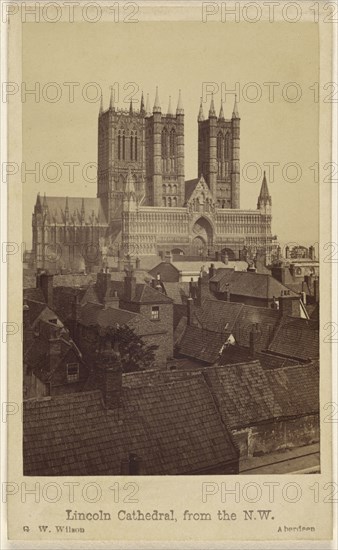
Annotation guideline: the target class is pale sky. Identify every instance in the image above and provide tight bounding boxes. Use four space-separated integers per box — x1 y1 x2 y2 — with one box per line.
23 21 319 248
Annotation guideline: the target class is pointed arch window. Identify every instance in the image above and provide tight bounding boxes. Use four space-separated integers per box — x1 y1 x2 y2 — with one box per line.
130 133 134 160
134 134 138 161
118 131 121 160
170 129 176 157
224 133 230 159
217 132 223 161
161 128 168 158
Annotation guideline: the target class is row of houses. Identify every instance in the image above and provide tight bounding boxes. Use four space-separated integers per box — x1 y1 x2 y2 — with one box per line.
23 261 320 475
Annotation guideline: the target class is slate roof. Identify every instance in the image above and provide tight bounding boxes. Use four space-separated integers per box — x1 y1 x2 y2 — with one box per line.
204 362 277 429
266 363 319 418
163 282 190 304
217 345 300 368
40 196 108 225
23 376 239 475
178 325 231 364
79 303 165 336
268 316 319 361
234 305 281 349
132 283 172 304
194 300 243 333
23 287 45 302
210 270 299 299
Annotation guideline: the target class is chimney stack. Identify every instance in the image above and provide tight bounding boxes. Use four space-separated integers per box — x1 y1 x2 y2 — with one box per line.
225 283 231 302
309 245 315 260
187 295 194 325
209 263 215 279
278 295 301 317
121 453 142 475
196 270 209 307
314 278 319 303
135 257 141 270
48 324 62 372
36 271 54 308
96 270 112 304
96 341 122 409
164 251 172 263
124 269 136 301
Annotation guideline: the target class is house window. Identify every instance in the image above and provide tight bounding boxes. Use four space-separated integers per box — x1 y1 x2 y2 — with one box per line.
151 306 160 320
67 363 79 383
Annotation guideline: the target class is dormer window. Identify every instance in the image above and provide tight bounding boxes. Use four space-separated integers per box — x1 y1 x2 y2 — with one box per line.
151 306 160 321
67 363 79 383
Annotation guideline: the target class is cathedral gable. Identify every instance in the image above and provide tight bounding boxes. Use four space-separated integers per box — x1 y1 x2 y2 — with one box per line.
186 176 215 213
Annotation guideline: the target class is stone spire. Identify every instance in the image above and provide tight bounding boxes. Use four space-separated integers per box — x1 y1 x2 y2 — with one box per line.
257 171 272 209
197 97 204 121
167 95 173 116
176 89 184 115
219 100 225 120
65 196 69 222
232 95 239 118
209 93 216 118
35 192 42 213
153 86 161 113
140 91 145 114
145 93 151 117
129 99 133 114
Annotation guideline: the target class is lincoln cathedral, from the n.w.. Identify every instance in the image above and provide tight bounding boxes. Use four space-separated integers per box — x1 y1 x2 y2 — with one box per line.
32 88 275 271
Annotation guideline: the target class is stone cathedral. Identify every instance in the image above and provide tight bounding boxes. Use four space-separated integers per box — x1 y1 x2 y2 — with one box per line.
32 88 274 272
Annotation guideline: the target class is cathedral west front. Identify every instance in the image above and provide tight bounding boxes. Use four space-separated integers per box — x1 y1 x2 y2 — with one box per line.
32 88 275 272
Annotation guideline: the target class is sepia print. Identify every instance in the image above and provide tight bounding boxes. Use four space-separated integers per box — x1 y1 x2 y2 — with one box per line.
3 0 336 544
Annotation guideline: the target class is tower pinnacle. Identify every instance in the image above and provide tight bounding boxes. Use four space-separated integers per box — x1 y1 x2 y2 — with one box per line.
167 95 173 116
219 100 224 119
145 93 151 117
99 94 103 114
257 171 272 209
198 98 204 121
232 95 239 118
176 89 184 115
140 91 145 114
209 94 216 118
109 88 114 110
153 86 161 113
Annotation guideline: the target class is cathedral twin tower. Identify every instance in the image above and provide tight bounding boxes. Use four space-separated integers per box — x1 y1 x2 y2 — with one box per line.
97 87 241 222
32 86 273 270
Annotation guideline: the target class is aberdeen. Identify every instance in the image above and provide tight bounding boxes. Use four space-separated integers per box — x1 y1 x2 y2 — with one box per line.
118 509 176 521
65 509 111 521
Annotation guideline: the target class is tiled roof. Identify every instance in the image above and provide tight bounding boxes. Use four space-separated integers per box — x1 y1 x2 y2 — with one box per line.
194 300 243 333
132 283 172 304
178 325 231 364
23 377 239 475
268 316 319 360
149 263 180 282
41 196 108 225
266 363 319 418
79 303 165 336
234 305 281 349
23 287 45 302
163 282 190 304
204 362 278 429
211 270 299 299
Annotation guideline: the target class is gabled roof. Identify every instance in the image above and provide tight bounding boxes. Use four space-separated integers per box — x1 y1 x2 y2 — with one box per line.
23 376 239 476
162 282 190 304
79 303 165 336
178 325 231 364
185 178 199 201
210 270 298 300
268 316 319 361
132 283 172 304
194 300 243 333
